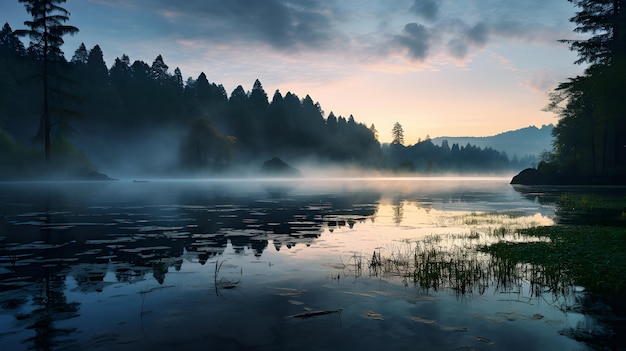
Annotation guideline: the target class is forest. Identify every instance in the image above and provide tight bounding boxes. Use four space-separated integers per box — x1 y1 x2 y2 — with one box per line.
532 0 626 184
0 1 537 180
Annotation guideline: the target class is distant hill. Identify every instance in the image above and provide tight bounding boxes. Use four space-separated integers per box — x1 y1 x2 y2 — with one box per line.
431 124 553 159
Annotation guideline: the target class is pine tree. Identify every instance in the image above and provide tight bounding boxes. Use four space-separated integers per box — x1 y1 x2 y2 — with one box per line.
86 45 108 83
70 42 88 66
548 0 626 175
15 0 78 162
391 122 404 145
0 23 26 57
249 79 268 109
150 54 169 83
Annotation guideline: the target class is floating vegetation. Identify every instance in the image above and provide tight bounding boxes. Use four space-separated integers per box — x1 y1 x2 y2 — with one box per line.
482 225 626 295
556 192 626 225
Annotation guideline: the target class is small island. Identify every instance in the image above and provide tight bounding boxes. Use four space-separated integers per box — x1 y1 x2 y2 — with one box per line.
260 157 303 177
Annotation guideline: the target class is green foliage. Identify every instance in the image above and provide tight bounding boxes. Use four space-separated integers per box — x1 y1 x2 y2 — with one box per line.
547 0 626 178
0 128 37 179
483 225 626 294
180 118 237 172
0 130 95 179
48 136 96 177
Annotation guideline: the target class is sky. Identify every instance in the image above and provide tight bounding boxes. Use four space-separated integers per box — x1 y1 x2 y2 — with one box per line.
0 0 588 144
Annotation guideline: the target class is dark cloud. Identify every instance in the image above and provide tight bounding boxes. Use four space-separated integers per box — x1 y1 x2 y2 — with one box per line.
81 0 575 65
391 19 490 62
394 22 430 61
444 21 489 59
150 0 340 50
410 0 439 21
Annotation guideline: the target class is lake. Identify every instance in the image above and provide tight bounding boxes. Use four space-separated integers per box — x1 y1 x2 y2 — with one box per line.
0 178 615 350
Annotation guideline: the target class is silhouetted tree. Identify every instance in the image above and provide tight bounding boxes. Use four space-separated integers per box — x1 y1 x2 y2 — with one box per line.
70 42 87 66
547 0 626 177
15 0 78 162
249 79 269 110
0 23 27 128
391 122 404 145
172 67 183 90
109 54 131 89
370 124 379 141
0 23 26 57
150 54 169 83
86 45 108 83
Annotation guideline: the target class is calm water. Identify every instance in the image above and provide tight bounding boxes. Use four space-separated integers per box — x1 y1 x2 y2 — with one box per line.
0 178 605 350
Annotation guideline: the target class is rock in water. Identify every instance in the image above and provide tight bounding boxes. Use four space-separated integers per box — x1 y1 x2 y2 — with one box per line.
510 168 550 185
260 157 303 177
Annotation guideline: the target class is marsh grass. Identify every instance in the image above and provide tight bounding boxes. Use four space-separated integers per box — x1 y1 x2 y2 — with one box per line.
347 236 539 298
482 226 626 295
556 192 626 226
337 211 578 299
482 192 626 295
340 202 624 299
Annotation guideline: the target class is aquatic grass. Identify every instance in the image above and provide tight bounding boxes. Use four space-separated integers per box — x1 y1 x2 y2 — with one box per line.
340 196 625 299
481 226 626 295
556 193 626 226
349 232 574 299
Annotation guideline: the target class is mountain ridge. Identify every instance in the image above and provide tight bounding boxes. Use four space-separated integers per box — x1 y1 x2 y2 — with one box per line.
431 124 553 159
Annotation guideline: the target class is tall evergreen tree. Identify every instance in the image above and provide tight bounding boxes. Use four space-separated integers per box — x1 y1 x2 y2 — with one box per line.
150 54 169 83
86 45 108 83
15 0 78 162
249 79 269 109
172 67 183 90
109 54 131 88
0 23 26 57
548 0 626 175
391 122 404 145
70 42 88 66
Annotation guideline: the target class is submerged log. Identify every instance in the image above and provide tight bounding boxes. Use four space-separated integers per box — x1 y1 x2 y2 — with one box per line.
287 308 343 319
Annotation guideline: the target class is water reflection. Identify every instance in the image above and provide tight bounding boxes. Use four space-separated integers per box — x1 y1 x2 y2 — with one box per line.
0 179 607 350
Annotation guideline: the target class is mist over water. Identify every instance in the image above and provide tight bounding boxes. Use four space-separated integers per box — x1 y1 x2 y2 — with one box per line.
0 178 600 350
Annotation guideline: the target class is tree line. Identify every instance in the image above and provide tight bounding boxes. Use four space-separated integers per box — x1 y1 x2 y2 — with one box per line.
541 0 626 182
383 132 535 174
0 0 535 179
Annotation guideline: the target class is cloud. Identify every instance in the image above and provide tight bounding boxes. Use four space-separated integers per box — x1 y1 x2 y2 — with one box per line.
145 0 342 51
394 22 430 61
78 0 578 69
443 21 488 60
522 71 560 94
410 0 439 21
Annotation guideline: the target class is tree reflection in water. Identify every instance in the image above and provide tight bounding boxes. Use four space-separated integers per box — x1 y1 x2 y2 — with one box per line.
0 180 622 350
